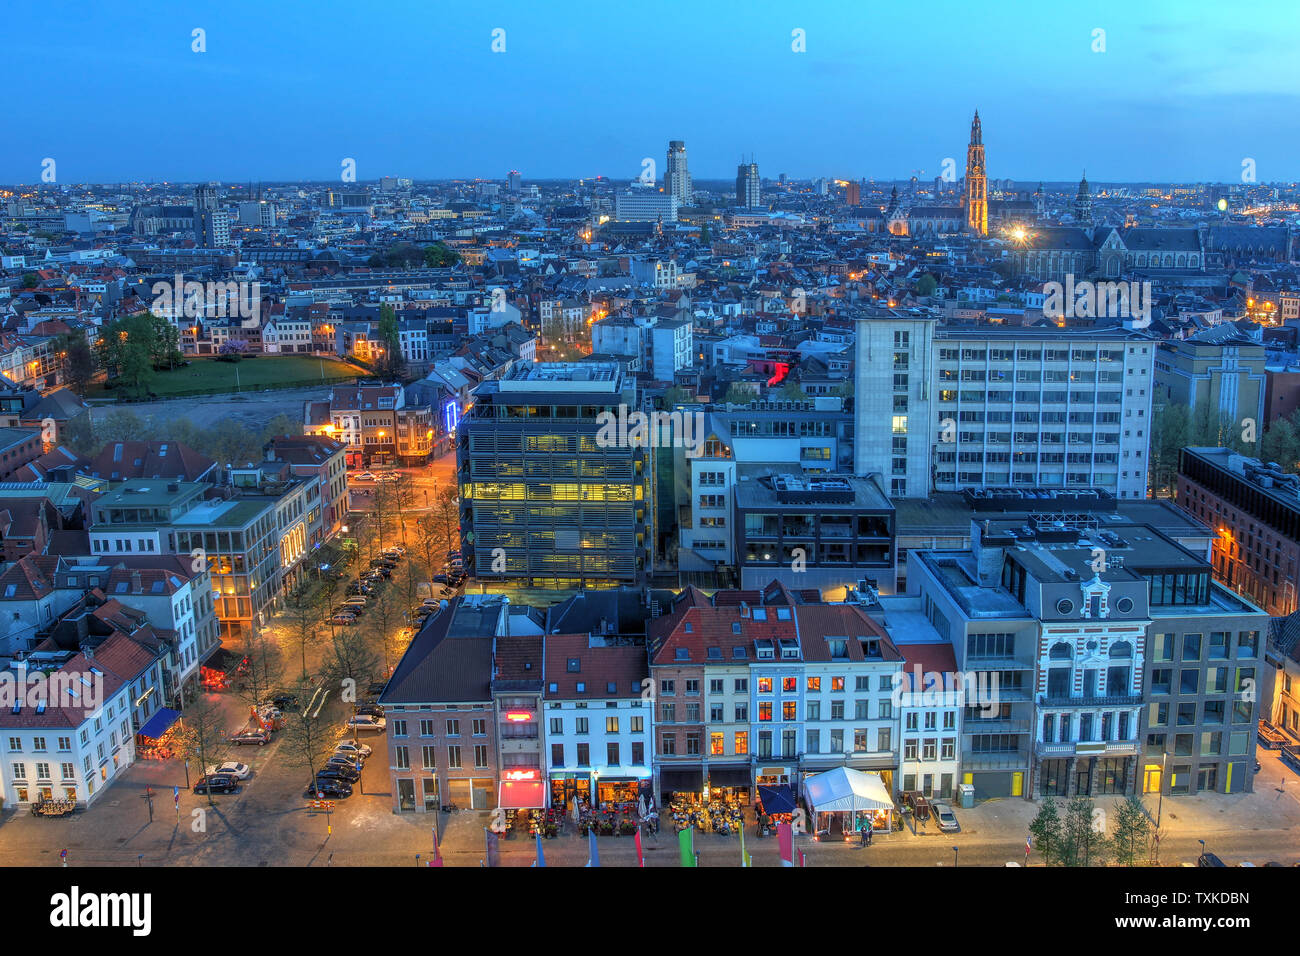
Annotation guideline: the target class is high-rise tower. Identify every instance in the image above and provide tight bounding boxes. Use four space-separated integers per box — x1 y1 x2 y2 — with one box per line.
735 160 760 208
665 140 692 208
964 111 988 236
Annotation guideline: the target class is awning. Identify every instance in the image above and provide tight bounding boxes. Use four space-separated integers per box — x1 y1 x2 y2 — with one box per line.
498 780 545 810
803 767 893 814
758 784 797 814
138 707 182 740
658 767 704 792
707 765 752 788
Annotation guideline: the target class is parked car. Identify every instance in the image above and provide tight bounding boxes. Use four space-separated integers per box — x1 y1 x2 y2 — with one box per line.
368 566 392 579
385 546 407 556
1197 852 1226 867
325 753 364 771
345 715 386 733
231 730 270 746
346 582 373 596
334 741 373 759
270 693 299 710
317 765 360 783
330 613 359 626
357 472 377 481
193 774 239 794
432 574 449 585
355 703 385 719
375 472 400 482
934 804 960 833
205 761 252 780
306 780 353 798
342 597 367 609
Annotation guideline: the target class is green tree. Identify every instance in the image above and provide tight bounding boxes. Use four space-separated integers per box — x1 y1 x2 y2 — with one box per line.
776 379 810 401
723 382 757 405
1149 402 1191 496
1029 797 1064 865
1261 416 1300 472
423 243 460 268
914 273 938 297
1110 795 1151 866
20 273 38 289
59 333 97 396
1061 796 1109 867
661 385 692 408
374 305 404 380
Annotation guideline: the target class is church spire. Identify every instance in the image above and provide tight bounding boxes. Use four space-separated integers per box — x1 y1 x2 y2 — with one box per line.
965 110 987 235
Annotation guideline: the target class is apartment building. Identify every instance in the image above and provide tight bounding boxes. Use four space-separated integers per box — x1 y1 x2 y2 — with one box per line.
379 596 506 813
303 382 434 468
1177 447 1300 616
854 314 1156 499
541 633 652 807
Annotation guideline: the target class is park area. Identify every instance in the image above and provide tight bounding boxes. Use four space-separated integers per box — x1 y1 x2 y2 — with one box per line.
92 355 365 399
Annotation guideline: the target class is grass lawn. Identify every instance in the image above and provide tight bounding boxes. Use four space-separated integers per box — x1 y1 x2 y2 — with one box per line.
96 355 366 398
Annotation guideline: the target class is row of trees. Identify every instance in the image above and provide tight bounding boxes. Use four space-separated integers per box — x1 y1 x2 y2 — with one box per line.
366 242 461 270
62 409 303 468
1029 794 1157 866
1149 398 1300 496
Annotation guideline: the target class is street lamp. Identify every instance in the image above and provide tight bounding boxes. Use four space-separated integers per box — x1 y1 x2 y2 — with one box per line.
1155 750 1168 828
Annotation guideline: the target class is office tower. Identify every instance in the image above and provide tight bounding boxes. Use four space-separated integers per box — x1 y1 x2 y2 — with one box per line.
665 140 692 208
507 169 522 194
965 111 988 236
845 181 861 207
193 184 228 246
457 362 652 589
735 161 761 208
853 315 1156 499
615 189 678 222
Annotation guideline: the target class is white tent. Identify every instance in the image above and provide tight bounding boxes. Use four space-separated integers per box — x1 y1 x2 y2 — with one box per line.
803 768 893 814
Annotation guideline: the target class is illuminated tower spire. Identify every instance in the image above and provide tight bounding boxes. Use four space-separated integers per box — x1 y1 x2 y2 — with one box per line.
965 110 988 236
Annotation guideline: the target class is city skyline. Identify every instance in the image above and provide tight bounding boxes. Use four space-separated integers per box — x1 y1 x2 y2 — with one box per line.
6 0 1300 184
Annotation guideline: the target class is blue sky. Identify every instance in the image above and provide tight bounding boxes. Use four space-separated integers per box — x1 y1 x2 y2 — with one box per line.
6 0 1299 183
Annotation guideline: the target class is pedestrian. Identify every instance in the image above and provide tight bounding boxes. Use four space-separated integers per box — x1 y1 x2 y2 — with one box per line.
866 826 873 846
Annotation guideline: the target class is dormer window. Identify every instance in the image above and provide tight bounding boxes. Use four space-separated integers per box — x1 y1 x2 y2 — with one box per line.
566 658 580 673
675 648 690 661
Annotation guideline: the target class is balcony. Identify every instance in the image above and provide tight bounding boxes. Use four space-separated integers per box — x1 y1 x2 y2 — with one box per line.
1035 739 1140 758
1039 693 1142 708
960 750 1029 770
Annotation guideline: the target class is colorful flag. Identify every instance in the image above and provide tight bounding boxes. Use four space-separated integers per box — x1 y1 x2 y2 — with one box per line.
777 822 794 867
484 828 499 868
586 827 600 867
535 831 547 868
634 826 645 867
1026 836 1032 854
679 825 696 866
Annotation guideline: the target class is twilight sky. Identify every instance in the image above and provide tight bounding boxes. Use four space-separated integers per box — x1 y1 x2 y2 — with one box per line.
6 0 1298 184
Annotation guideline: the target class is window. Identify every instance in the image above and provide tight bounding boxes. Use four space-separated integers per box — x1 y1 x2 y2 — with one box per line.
422 746 437 769
759 702 773 722
446 719 460 737
576 743 590 766
447 746 462 769
607 742 620 765
575 717 589 735
395 746 410 770
391 720 407 737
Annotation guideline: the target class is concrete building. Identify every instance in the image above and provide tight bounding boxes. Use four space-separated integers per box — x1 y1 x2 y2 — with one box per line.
853 314 1156 499
615 189 678 224
665 140 692 208
1154 328 1267 433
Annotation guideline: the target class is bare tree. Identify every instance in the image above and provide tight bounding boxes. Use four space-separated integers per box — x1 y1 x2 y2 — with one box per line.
233 625 285 708
175 693 231 806
280 679 337 794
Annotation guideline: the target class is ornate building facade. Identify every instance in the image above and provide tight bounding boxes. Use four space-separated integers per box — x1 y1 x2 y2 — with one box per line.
965 110 988 236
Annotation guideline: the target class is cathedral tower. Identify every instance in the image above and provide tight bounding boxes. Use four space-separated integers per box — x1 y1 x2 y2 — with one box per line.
965 110 988 236
1074 172 1093 226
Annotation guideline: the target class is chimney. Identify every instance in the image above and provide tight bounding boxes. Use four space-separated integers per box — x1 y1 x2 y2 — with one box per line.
130 570 142 593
